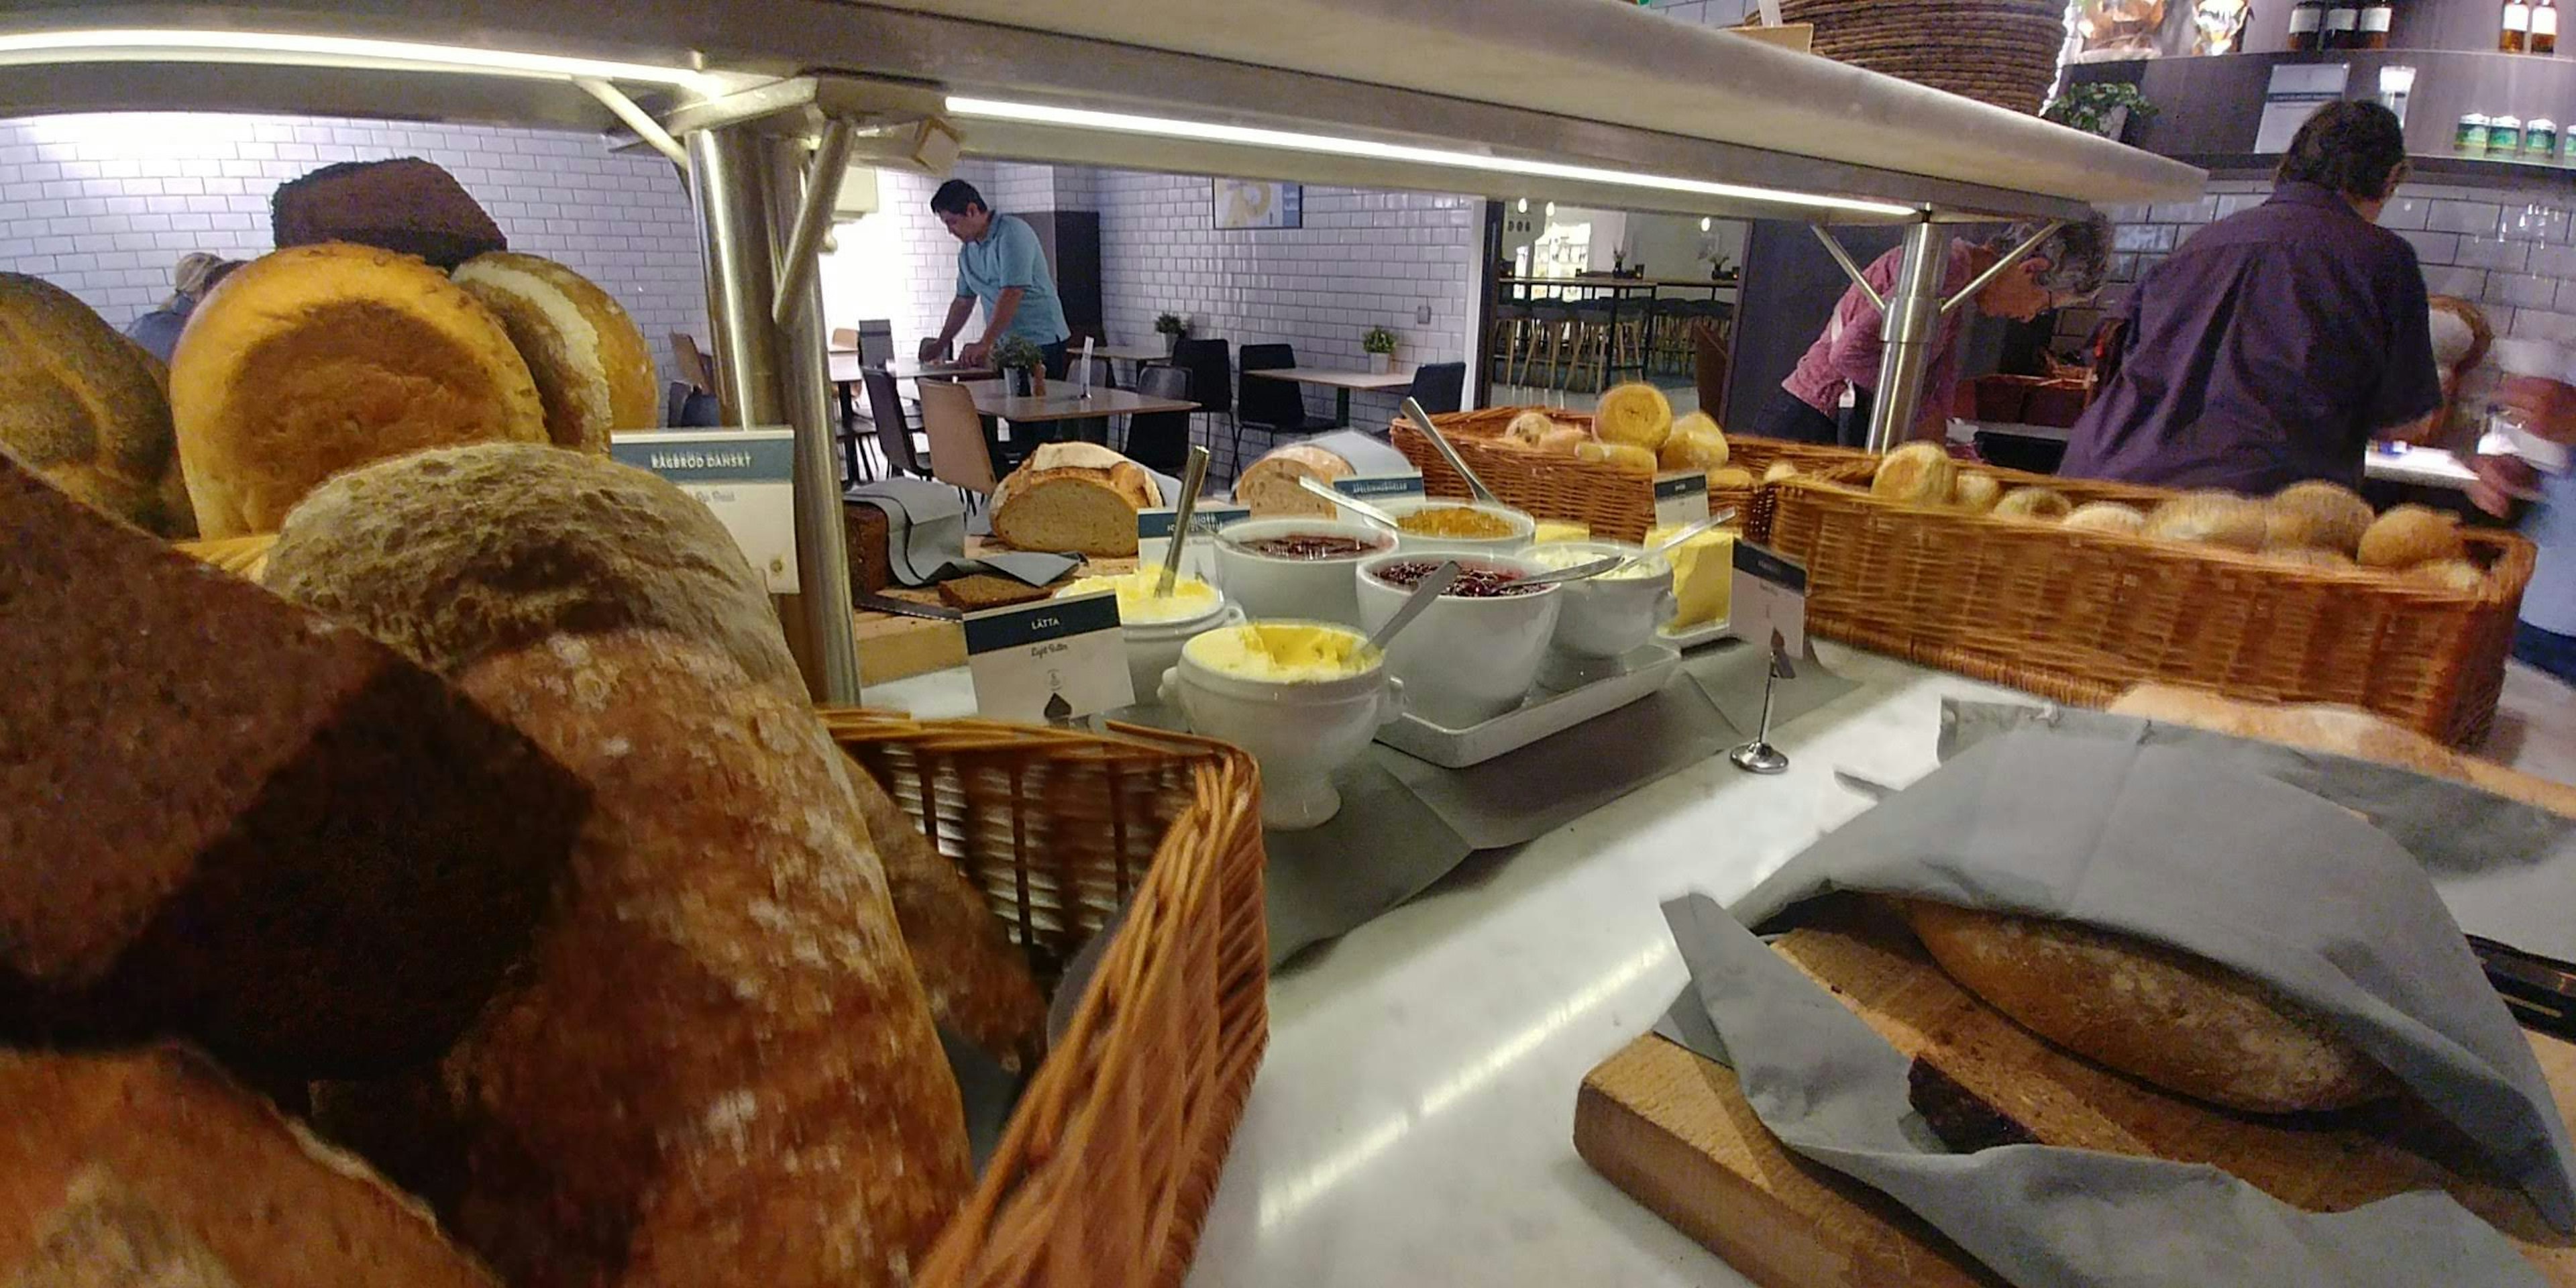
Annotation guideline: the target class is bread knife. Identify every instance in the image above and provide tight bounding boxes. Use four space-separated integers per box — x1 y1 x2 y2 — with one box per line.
2470 936 2576 1040
857 592 963 623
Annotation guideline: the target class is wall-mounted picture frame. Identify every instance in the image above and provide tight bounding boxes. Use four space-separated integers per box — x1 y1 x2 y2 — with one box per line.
1213 178 1302 229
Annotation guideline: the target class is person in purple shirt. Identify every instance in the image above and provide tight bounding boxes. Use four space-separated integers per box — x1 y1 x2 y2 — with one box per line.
2061 101 2443 493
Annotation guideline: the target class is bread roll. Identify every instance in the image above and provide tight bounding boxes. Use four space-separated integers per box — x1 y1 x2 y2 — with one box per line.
1535 425 1591 455
171 243 545 536
1594 382 1674 449
2061 501 2144 535
0 272 194 535
1900 900 2396 1114
1234 443 1353 518
2410 557 2487 592
450 633 971 1288
0 453 584 1079
2260 545 2353 570
1659 412 1728 470
1709 466 1755 490
262 442 802 698
1502 409 1558 447
1951 473 2002 514
2144 490 2267 551
451 251 658 452
0 1046 498 1288
2265 480 2373 553
1870 441 1955 505
1990 486 2072 522
2357 504 2466 569
1577 439 1658 472
1762 461 1801 484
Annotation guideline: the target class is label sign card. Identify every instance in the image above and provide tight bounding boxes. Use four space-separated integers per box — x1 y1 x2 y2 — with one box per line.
611 429 800 593
1653 470 1712 527
1727 540 1809 659
963 590 1134 723
1138 502 1252 584
1332 472 1429 502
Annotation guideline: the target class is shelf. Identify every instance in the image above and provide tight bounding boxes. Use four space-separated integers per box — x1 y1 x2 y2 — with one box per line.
2175 152 2576 184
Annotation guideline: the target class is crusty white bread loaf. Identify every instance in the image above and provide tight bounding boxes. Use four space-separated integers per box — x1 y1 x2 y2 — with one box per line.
0 452 585 1079
261 442 802 699
1898 899 2397 1114
990 443 1161 557
451 251 659 452
0 1046 499 1288
0 272 195 535
170 242 545 536
1234 443 1354 518
446 632 971 1288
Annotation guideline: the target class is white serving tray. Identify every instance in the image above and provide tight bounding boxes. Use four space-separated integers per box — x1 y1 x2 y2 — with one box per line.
1375 640 1682 769
1656 616 1731 651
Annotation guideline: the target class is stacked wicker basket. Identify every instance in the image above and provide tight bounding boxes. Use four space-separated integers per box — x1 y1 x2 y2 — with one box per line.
1780 0 2069 115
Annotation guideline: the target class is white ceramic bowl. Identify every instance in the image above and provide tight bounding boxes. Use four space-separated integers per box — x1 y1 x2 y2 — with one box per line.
1212 518 1396 629
1374 496 1536 556
1160 621 1402 830
1527 540 1676 689
1354 551 1562 729
1053 578 1240 703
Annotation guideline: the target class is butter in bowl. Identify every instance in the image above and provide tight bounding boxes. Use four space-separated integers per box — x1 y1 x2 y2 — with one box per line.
1159 621 1401 830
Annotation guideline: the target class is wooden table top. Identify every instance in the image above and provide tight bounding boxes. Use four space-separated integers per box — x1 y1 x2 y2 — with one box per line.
970 384 1198 422
828 352 998 384
1242 366 1416 392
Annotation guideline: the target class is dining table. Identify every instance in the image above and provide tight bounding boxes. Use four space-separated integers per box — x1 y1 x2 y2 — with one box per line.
1242 365 1416 425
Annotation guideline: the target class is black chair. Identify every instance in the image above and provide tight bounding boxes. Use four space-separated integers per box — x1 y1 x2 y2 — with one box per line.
665 381 721 428
861 368 932 480
1123 364 1195 476
1236 342 1335 473
1169 337 1238 472
1403 362 1466 416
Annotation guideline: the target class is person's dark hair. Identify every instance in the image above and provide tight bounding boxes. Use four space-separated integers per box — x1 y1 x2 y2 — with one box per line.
2275 101 2408 201
929 179 987 216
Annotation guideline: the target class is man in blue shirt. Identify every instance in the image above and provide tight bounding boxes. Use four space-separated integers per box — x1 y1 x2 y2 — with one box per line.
920 179 1071 374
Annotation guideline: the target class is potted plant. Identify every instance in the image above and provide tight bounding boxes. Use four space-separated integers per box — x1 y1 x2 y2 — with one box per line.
1361 325 1398 374
2042 82 2158 144
996 335 1047 397
1155 312 1187 356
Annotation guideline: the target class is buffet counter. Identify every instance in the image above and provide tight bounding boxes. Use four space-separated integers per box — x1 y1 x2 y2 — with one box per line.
863 645 2576 1287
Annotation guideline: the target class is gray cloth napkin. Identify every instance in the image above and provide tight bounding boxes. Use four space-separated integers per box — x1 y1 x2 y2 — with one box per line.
846 479 1081 587
1724 729 2575 1232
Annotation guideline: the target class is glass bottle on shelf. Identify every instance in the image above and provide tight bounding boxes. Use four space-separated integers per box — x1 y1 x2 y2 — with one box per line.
2323 0 2362 47
2289 0 2326 50
2359 0 2395 48
2504 0 2533 52
2537 0 2559 54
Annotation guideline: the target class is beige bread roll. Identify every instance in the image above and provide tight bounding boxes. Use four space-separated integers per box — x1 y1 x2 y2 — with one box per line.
1990 486 2072 522
1762 460 1801 484
1900 900 2396 1114
261 442 801 698
0 272 195 535
2061 500 2144 535
2265 480 2374 553
0 1046 498 1288
1594 381 1674 449
1501 409 1559 447
2259 545 2355 570
2409 557 2488 592
1578 439 1659 472
2144 490 2267 551
1659 411 1729 470
2357 504 2466 568
1870 441 1955 505
990 442 1159 556
1234 442 1353 518
1535 425 1591 455
1708 465 1755 490
451 250 658 452
448 633 971 1288
172 243 544 536
1951 473 2002 514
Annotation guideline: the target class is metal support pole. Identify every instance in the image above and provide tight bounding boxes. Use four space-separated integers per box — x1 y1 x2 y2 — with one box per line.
686 125 864 704
1864 217 1945 453
1807 225 1884 313
770 117 855 329
576 78 688 172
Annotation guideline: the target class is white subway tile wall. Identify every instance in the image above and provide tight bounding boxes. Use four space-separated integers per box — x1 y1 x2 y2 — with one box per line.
2069 178 2576 352
0 113 708 384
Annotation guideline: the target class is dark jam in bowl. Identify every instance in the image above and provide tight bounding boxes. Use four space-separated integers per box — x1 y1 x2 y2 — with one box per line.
1373 559 1544 598
1236 533 1387 559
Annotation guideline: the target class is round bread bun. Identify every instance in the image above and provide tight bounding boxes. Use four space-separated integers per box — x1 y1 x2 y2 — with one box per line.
2260 545 2355 571
1502 409 1559 447
1534 426 1590 455
451 251 657 452
1990 486 2073 522
2408 557 2487 592
262 441 800 698
1900 900 2396 1114
1594 382 1674 450
2061 501 2144 535
172 243 545 537
2264 480 2374 553
2357 504 2467 569
1871 441 1955 506
2144 490 2267 551
1576 439 1658 472
1951 473 2002 514
1660 413 1729 470
1762 461 1801 484
0 272 195 535
1709 466 1755 490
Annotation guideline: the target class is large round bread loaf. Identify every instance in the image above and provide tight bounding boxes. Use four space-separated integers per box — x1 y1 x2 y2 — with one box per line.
449 632 971 1288
451 251 658 452
1900 899 2396 1113
1236 443 1355 518
0 273 195 535
171 243 545 536
261 442 801 697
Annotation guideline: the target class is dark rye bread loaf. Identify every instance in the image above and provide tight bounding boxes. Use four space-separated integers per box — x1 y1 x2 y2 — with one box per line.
0 454 586 1078
271 158 506 270
0 1046 498 1288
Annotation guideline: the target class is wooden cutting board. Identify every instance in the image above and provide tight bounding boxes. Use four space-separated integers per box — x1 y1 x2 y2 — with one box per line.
1574 901 2576 1287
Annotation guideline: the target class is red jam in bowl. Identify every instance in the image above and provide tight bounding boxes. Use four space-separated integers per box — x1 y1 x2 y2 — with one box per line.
1236 533 1387 559
1372 559 1544 598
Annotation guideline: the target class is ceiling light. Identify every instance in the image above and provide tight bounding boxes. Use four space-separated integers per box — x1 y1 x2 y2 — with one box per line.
1701 216 1713 231
1515 197 1528 213
1545 202 1556 217
947 96 1915 219
0 28 713 89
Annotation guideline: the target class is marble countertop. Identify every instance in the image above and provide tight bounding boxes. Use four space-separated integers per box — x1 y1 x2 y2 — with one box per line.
863 649 2576 1287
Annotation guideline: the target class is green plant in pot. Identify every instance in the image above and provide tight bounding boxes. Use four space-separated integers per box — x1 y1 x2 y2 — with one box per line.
1362 325 1399 374
995 335 1048 396
2042 83 2157 142
1155 312 1187 355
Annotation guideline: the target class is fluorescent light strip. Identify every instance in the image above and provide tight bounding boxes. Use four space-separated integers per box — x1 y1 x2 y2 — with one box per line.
947 95 1915 219
0 28 711 90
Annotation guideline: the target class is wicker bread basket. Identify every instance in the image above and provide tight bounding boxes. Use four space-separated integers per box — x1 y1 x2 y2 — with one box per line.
1761 463 2536 745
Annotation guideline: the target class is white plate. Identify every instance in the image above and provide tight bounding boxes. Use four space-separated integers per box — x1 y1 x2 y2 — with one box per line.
1656 616 1731 650
1373 640 1681 769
